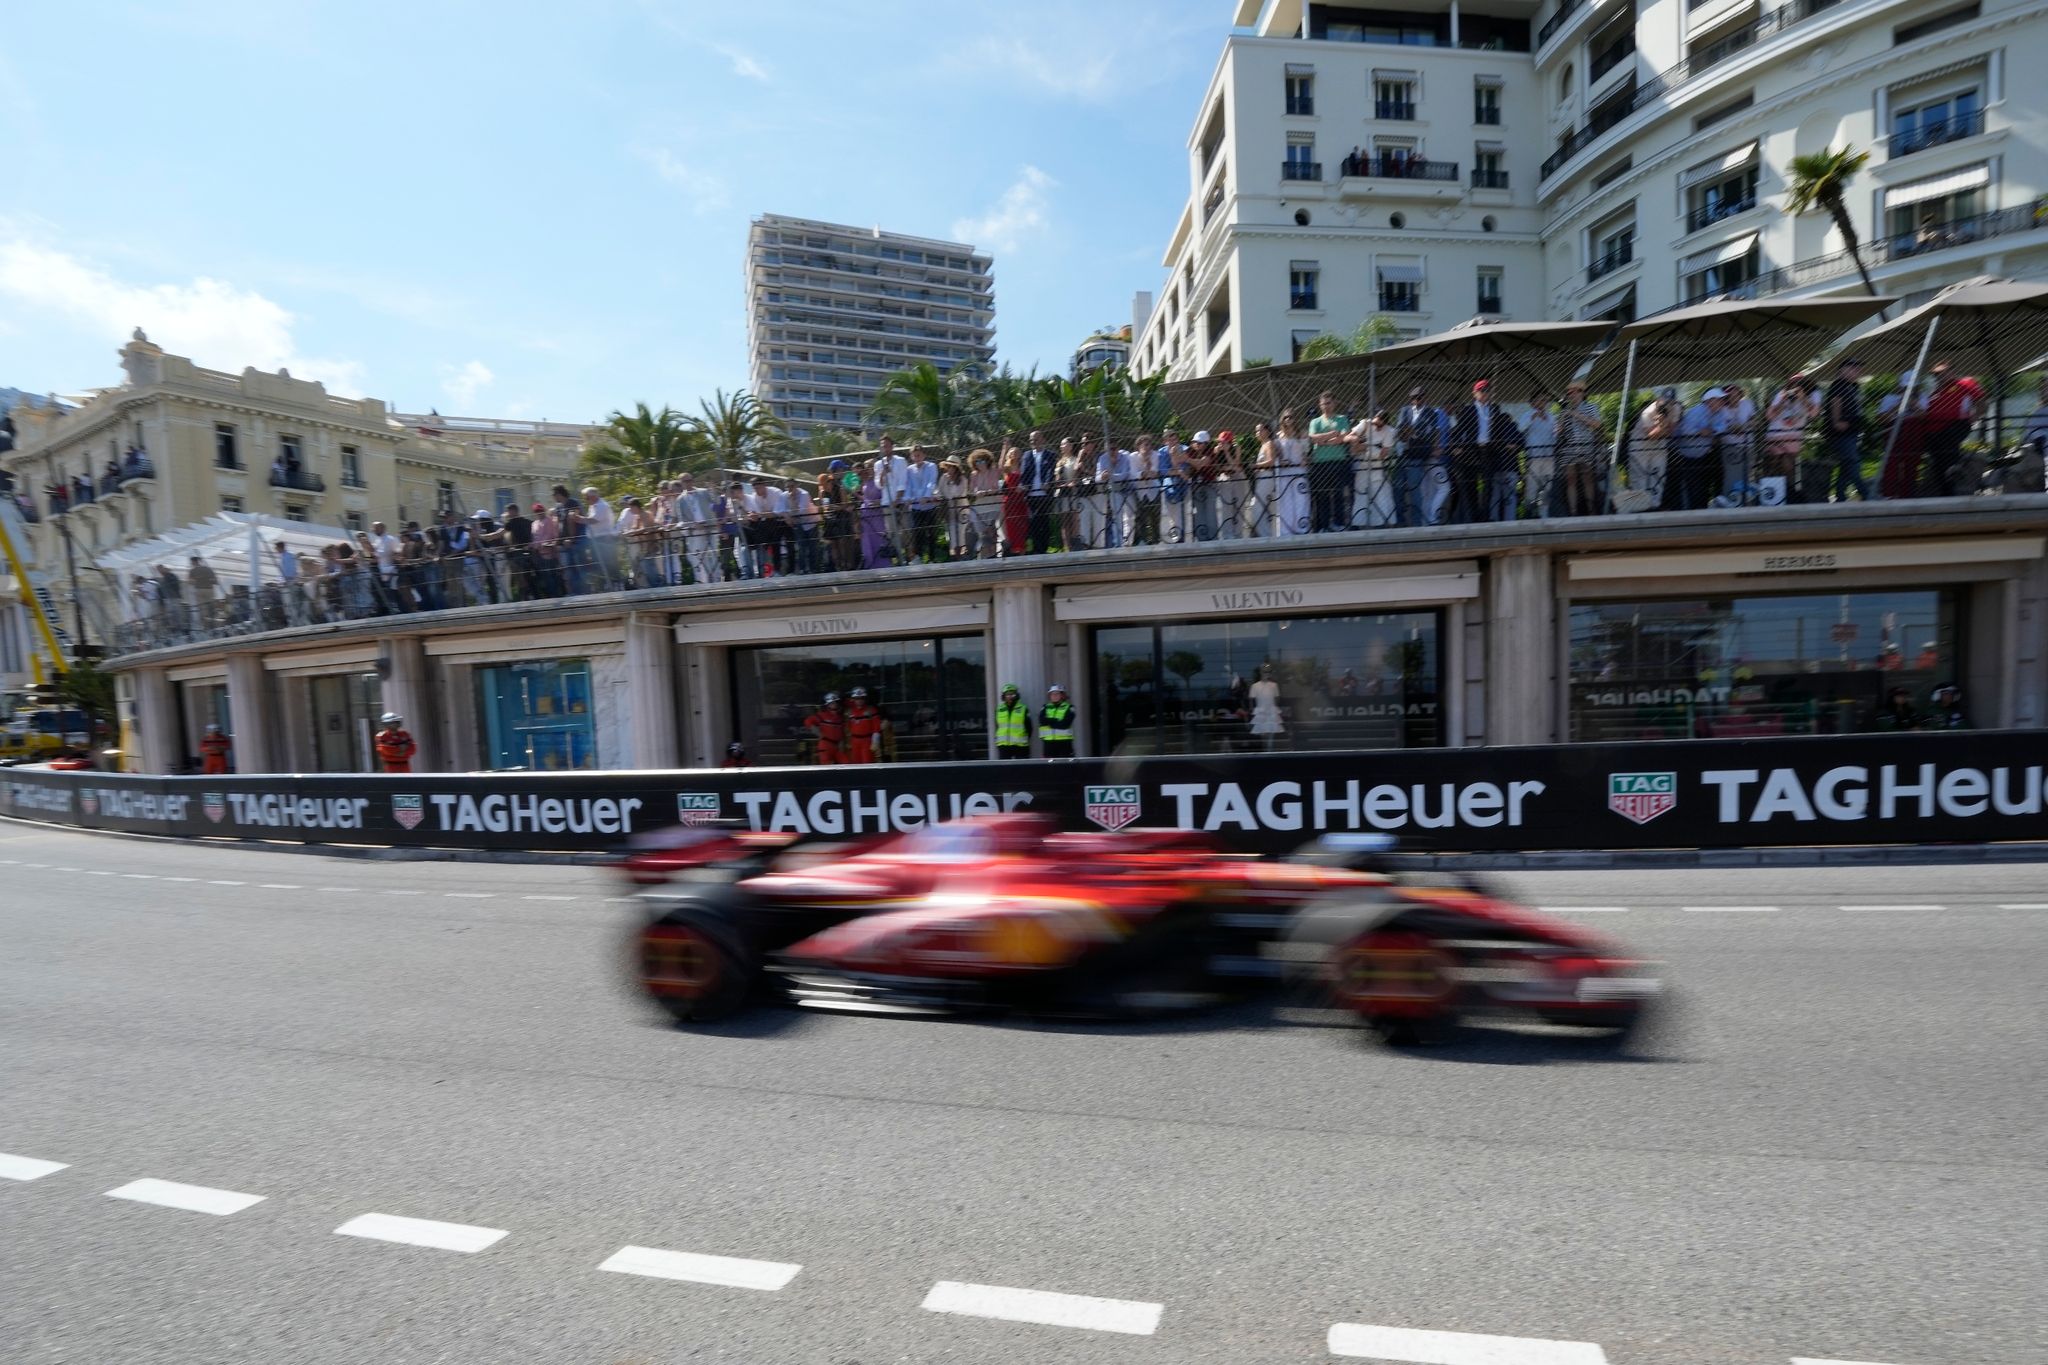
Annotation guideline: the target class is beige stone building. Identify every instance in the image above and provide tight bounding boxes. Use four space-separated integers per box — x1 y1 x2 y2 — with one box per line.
0 331 592 687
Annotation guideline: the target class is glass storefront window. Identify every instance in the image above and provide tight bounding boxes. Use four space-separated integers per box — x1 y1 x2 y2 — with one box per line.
477 658 597 771
733 635 988 765
309 671 383 772
177 680 230 770
1569 590 1959 740
1094 611 1443 756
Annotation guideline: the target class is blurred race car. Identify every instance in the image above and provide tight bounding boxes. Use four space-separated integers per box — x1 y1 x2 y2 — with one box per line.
620 818 1659 1043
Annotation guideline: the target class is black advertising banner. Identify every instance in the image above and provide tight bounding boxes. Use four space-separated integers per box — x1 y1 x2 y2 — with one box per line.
2 731 2045 854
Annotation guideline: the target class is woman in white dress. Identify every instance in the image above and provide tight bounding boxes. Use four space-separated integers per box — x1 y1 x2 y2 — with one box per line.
1272 410 1312 537
1248 664 1285 750
1348 412 1397 527
1246 421 1278 538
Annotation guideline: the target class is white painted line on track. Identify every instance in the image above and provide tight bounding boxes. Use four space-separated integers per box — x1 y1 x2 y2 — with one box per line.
258 883 303 890
206 879 245 886
598 1245 800 1290
160 876 196 882
1997 903 2048 910
106 1178 265 1216
921 1281 1162 1336
81 869 111 876
1328 1322 1609 1363
0 1152 69 1181
522 894 580 902
1538 905 1629 913
120 873 157 880
1683 905 1779 912
385 889 422 896
444 892 495 900
334 1213 507 1253
317 886 359 893
1840 904 1943 912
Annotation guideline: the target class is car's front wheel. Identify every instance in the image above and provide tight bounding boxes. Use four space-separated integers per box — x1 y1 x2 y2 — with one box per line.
636 910 755 1023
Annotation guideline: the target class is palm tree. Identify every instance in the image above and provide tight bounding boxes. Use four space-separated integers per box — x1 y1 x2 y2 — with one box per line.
577 402 711 497
798 428 861 460
867 362 988 445
1294 314 1399 361
689 388 792 471
1786 145 1881 302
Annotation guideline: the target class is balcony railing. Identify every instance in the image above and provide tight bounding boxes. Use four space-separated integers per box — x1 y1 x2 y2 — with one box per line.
1471 167 1511 189
1590 31 1638 82
1538 0 1587 50
1587 242 1635 282
1475 102 1502 125
1685 192 1756 233
1379 291 1422 312
1375 100 1417 120
1286 94 1315 116
1344 156 1461 181
270 467 327 493
1887 109 1985 158
1281 159 1323 182
1542 0 1846 182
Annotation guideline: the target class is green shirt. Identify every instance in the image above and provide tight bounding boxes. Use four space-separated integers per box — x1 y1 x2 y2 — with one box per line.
1308 413 1352 463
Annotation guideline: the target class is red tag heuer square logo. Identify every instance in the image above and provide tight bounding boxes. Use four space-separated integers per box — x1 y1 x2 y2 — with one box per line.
676 793 721 826
391 795 425 830
1084 784 1142 831
202 792 227 823
1608 772 1677 825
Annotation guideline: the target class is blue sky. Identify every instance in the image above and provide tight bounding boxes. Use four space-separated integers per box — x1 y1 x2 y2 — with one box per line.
0 1 1224 421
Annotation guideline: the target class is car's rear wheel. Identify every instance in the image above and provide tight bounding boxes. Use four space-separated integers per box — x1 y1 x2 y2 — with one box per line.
637 911 754 1023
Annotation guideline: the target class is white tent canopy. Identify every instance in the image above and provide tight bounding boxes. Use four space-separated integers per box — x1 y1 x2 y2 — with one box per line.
96 512 351 599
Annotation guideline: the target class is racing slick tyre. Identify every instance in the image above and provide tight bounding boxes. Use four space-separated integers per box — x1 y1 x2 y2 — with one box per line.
1332 926 1460 1046
636 907 756 1024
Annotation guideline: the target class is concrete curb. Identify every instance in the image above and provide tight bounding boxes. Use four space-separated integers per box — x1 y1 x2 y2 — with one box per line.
6 812 2045 870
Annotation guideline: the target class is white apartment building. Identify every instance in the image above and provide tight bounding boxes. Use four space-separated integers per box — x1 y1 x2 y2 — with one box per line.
744 215 996 439
1135 0 2048 378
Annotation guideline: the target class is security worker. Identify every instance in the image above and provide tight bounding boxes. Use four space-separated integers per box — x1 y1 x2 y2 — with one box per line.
844 687 882 764
198 722 232 775
805 692 846 765
994 683 1033 759
1039 684 1076 759
374 712 417 773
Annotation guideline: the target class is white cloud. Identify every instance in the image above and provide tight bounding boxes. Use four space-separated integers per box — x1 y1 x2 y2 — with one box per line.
944 34 1117 99
711 42 769 82
0 238 365 394
635 147 731 212
441 359 495 409
952 166 1056 254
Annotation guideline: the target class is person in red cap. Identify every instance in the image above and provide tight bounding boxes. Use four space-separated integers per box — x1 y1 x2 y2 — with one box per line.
1451 378 1524 523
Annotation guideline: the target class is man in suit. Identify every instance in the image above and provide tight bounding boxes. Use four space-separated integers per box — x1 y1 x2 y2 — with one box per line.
1449 378 1525 522
1393 387 1449 526
1019 428 1057 552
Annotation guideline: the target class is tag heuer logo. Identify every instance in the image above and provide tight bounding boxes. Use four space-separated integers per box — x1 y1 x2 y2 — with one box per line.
1084 784 1142 832
676 793 721 826
202 792 227 823
391 795 426 830
80 791 99 816
1608 772 1677 825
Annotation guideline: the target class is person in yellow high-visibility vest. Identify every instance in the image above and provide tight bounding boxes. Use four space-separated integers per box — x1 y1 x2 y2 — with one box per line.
1038 684 1076 758
993 683 1033 759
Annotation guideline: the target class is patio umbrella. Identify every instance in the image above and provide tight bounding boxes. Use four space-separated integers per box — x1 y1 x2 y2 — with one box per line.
1578 293 1897 509
1362 317 1615 400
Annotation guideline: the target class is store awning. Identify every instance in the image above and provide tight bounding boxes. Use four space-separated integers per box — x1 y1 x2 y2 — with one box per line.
94 513 352 594
1679 140 1759 188
1682 232 1760 275
1886 163 1990 209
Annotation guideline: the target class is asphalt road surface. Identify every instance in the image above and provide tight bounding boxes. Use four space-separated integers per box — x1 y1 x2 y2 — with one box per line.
2 821 2041 1365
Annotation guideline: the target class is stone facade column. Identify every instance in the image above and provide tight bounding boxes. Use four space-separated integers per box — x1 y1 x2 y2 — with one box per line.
133 666 178 774
991 585 1048 758
224 653 272 774
379 636 436 771
1484 549 1558 747
625 612 679 769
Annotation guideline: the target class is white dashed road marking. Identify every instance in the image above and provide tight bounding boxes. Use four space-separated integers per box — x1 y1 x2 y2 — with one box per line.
0 1152 68 1181
921 1281 1162 1336
522 894 580 902
160 876 197 882
105 1178 265 1216
81 869 111 876
317 886 359 893
385 890 422 896
444 892 495 900
120 873 156 880
206 880 245 886
1328 1321 1609 1364
1683 905 1779 912
335 1213 507 1253
598 1246 800 1290
258 883 303 890
1840 904 1943 912
1997 902 2048 910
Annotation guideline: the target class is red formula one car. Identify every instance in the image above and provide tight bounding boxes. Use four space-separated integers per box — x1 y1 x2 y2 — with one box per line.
621 818 1660 1043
